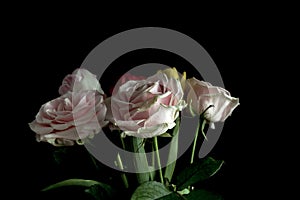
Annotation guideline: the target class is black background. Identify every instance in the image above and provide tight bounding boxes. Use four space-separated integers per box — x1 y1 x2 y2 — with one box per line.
4 18 249 199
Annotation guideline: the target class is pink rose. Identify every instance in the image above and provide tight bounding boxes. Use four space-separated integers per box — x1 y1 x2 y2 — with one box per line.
110 72 186 138
109 73 145 95
186 78 239 128
119 73 145 85
29 91 108 146
59 68 104 95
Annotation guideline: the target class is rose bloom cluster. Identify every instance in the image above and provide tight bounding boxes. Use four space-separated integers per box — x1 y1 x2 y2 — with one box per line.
29 68 239 146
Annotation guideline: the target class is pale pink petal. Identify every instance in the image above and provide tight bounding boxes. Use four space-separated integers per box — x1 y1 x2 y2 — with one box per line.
186 78 239 125
29 120 53 134
58 68 104 95
110 70 186 138
144 105 178 127
29 89 108 146
125 123 175 138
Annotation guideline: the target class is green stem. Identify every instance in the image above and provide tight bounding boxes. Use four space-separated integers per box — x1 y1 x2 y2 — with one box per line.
120 134 126 149
132 137 150 184
190 119 200 164
116 135 129 189
164 117 180 183
116 153 129 188
200 118 207 140
154 136 164 184
190 117 206 164
152 143 155 168
150 142 155 181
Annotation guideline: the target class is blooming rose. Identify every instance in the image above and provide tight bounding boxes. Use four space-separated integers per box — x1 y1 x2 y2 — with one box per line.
109 73 145 95
29 91 108 146
110 72 187 138
59 68 104 95
186 77 239 128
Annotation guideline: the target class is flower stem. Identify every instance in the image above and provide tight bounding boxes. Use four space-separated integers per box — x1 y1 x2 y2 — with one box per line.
132 137 150 184
154 136 164 184
115 135 129 189
150 143 155 181
190 119 200 164
152 143 155 168
190 117 206 164
164 117 180 183
116 153 129 188
120 134 126 149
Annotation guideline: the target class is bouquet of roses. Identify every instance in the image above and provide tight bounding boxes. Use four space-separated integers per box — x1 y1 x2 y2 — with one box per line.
29 67 239 199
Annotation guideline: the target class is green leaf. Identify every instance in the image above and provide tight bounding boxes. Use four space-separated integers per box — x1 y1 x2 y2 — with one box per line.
42 179 117 199
131 137 150 184
186 189 223 200
131 181 172 200
176 157 224 190
41 179 101 191
164 117 180 183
